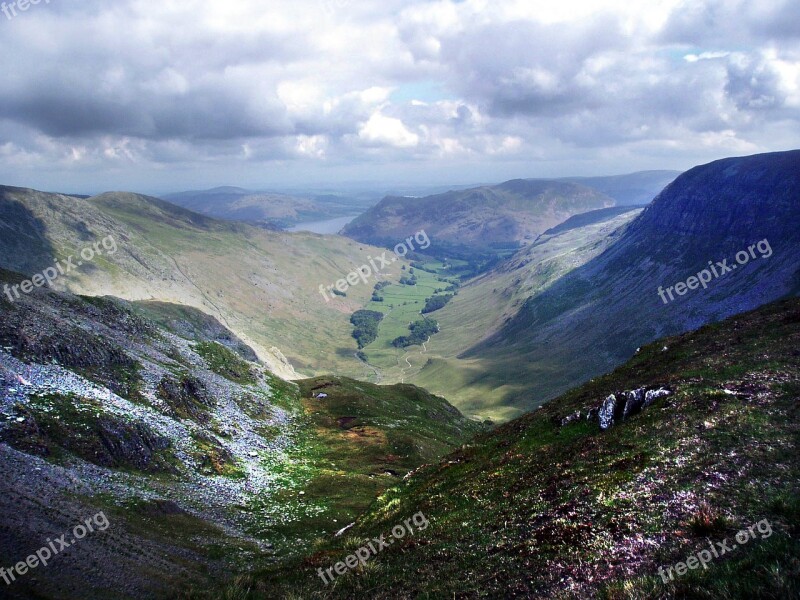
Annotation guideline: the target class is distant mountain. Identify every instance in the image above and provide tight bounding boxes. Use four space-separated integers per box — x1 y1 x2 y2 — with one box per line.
560 170 681 205
161 186 373 228
458 150 800 411
342 179 616 259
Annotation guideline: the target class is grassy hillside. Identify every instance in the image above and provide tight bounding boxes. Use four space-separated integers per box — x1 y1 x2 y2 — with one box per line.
343 179 615 260
243 376 486 558
405 208 644 421
225 297 800 599
0 186 408 380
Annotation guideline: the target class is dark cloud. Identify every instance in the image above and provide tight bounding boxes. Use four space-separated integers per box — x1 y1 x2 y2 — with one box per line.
0 0 796 190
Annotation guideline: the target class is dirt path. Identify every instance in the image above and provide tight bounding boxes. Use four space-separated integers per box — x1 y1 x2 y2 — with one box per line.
399 335 431 383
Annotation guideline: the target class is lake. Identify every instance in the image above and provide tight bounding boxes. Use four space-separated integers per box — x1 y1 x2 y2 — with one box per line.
288 215 359 234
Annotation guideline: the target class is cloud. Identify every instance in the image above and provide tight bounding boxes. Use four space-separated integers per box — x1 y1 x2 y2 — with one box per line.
0 0 797 191
358 113 420 148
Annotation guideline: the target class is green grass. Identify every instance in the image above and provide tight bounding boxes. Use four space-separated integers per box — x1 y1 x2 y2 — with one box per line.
199 298 800 598
357 267 457 379
195 341 258 385
234 376 485 559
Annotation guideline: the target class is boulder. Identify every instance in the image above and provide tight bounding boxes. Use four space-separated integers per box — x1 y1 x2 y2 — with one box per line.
597 386 671 430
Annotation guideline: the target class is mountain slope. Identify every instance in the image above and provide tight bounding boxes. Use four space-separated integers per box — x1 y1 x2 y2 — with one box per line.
342 180 615 258
0 186 408 379
455 150 800 412
240 297 800 599
0 268 481 599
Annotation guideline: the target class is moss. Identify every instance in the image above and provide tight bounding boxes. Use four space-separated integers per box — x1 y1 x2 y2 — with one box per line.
191 432 246 479
194 341 258 385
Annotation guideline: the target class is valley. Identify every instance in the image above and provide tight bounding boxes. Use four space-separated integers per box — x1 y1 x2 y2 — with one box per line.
0 151 798 600
2 3 798 598
0 270 482 598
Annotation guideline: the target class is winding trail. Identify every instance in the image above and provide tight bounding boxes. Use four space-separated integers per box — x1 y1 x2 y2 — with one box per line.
400 335 431 383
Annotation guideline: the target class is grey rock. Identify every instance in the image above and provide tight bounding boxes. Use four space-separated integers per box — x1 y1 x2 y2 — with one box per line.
597 386 671 430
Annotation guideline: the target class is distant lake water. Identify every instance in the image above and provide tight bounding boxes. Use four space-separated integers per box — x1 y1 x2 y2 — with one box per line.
288 215 359 234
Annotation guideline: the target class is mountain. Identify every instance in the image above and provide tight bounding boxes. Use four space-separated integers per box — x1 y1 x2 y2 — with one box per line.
559 170 682 206
341 179 616 259
452 150 800 412
161 186 373 229
235 297 800 599
0 269 482 599
0 185 411 380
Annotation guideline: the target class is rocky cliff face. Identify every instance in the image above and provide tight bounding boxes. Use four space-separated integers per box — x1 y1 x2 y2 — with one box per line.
468 150 800 410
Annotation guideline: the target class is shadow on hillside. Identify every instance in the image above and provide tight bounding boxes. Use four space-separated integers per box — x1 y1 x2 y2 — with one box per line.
457 152 800 412
0 187 59 278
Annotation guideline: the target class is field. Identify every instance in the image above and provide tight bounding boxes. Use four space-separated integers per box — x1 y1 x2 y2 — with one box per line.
356 265 458 383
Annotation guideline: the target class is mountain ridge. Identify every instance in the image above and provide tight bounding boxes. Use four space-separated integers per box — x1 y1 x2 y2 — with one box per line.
464 150 800 410
342 179 616 259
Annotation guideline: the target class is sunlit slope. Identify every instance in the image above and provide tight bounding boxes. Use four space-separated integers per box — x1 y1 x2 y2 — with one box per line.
0 186 405 378
248 297 800 600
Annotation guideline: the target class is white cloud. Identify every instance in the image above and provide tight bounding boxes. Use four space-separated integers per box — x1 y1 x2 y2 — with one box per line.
358 112 420 148
684 51 731 62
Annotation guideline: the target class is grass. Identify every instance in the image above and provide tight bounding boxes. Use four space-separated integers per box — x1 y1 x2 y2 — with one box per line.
195 341 258 385
357 266 458 380
233 376 485 559
197 298 800 598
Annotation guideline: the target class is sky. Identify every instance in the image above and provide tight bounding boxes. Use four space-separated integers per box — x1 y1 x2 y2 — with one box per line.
0 0 798 195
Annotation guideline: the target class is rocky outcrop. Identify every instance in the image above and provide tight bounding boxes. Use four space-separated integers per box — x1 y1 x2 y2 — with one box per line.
598 387 671 430
157 374 215 423
558 386 671 430
1 404 176 474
